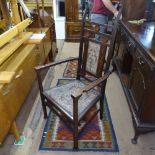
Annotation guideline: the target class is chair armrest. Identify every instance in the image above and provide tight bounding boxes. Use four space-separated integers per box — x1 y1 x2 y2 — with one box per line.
71 71 112 99
35 57 78 71
82 71 111 92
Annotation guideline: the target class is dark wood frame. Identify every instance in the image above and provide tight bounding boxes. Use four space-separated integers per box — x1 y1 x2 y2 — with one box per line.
113 21 155 144
35 7 121 149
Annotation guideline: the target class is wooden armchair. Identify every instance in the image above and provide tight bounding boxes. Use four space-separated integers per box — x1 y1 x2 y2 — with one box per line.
35 7 121 149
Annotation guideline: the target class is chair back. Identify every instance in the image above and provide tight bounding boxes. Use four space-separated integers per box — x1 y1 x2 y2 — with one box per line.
77 4 122 81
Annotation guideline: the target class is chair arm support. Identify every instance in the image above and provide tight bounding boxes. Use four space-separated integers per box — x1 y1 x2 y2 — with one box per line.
71 71 112 99
35 57 78 71
71 89 83 100
82 71 111 92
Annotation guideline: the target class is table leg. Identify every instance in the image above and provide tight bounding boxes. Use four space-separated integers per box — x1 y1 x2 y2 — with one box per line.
10 121 20 141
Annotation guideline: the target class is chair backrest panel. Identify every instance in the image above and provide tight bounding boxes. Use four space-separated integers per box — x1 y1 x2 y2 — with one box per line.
86 41 101 75
81 39 107 78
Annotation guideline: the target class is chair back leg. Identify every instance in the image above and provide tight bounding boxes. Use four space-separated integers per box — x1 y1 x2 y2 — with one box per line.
35 69 48 119
100 79 107 119
42 97 48 119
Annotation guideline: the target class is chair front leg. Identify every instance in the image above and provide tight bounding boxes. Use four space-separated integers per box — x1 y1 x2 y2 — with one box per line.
100 80 106 120
72 97 79 150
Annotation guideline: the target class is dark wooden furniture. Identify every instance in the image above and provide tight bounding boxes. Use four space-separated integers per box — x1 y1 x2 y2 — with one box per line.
113 20 155 144
122 0 147 21
65 0 89 41
145 0 155 20
65 0 120 41
35 8 120 149
122 0 155 21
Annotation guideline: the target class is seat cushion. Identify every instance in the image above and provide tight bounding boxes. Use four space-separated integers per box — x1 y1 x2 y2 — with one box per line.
44 80 100 118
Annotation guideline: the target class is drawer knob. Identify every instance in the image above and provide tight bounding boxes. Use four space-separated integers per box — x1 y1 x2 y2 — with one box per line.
138 57 145 65
73 29 80 32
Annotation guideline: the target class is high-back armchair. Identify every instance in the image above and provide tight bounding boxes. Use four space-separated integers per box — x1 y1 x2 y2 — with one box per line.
35 6 121 149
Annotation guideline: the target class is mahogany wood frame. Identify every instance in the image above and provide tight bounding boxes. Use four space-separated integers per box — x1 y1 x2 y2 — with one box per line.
35 6 121 149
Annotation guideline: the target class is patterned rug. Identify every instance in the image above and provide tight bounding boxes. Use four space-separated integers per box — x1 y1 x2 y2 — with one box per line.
39 61 119 152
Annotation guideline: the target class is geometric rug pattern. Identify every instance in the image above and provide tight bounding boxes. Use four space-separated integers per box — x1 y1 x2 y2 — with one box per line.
39 62 119 152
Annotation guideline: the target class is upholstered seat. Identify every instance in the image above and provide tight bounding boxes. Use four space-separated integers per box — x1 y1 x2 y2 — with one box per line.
44 80 100 119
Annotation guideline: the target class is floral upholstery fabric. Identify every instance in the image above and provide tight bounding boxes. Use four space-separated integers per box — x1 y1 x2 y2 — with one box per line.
86 41 100 75
44 80 100 118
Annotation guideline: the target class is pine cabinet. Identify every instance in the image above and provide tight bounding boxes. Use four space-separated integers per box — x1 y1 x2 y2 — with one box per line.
0 44 37 144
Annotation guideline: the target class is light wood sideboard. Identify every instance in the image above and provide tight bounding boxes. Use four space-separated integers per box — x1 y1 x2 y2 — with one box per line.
0 44 37 144
0 27 53 144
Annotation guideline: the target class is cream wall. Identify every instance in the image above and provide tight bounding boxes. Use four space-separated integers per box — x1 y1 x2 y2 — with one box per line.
53 0 66 39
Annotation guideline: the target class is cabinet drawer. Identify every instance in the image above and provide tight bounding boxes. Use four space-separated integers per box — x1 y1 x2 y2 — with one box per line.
128 50 153 111
66 23 81 39
66 22 91 41
129 67 146 111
